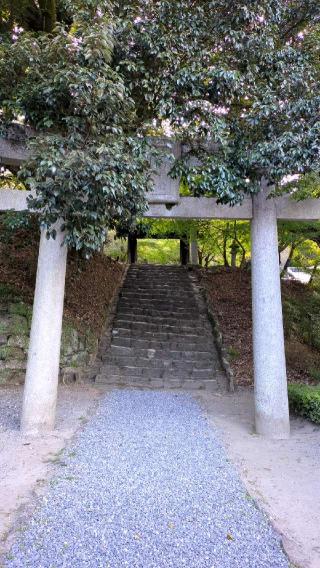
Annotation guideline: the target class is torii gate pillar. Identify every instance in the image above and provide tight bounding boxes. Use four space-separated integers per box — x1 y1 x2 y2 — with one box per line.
251 182 290 439
21 222 67 435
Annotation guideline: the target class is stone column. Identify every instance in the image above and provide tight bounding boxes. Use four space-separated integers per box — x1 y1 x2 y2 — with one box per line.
189 239 199 265
21 221 68 435
251 181 290 439
128 233 137 264
180 238 189 265
230 241 239 268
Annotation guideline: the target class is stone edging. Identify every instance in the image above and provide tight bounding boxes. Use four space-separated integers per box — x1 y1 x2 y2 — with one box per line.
190 268 235 393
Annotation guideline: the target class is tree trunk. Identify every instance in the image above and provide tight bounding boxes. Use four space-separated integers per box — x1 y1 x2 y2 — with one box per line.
39 0 56 32
309 261 319 285
223 224 230 267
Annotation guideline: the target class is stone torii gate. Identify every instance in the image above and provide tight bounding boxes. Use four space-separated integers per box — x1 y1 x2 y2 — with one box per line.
1 137 320 440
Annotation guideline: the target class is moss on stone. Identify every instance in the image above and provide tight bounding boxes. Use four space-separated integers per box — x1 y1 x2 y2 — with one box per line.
8 302 33 321
0 346 25 361
7 334 29 350
0 302 99 385
9 315 29 335
0 368 15 385
85 329 99 354
61 323 79 356
0 320 10 335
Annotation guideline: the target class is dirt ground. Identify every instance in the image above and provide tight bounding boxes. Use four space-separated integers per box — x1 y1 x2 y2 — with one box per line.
197 389 320 568
0 216 125 336
0 384 103 555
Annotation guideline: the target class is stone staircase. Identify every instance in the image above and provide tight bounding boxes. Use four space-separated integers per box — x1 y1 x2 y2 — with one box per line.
95 264 226 391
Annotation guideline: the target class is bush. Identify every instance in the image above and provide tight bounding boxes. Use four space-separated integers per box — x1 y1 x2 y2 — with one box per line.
288 384 320 424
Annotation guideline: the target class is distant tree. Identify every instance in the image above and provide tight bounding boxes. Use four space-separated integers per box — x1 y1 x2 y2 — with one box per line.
134 218 251 268
0 0 60 33
278 221 320 280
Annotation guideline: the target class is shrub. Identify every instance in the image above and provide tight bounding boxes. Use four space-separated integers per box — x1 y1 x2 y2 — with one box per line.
288 384 320 424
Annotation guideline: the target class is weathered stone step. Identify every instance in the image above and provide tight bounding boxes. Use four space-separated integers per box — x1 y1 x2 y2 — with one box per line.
111 336 214 351
122 283 192 290
118 301 199 311
124 270 188 276
109 345 216 361
117 306 201 317
121 287 194 297
120 290 193 299
121 286 192 293
126 280 189 285
119 293 197 302
116 311 202 322
113 320 211 334
93 263 226 393
95 375 220 391
112 327 212 343
124 277 190 283
113 314 208 326
103 355 220 372
100 364 216 380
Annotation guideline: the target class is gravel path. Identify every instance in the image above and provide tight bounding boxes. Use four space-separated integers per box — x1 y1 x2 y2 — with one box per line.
5 390 289 568
0 388 21 432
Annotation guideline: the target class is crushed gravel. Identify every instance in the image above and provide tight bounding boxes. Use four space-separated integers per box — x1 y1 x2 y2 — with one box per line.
0 388 21 432
5 390 290 568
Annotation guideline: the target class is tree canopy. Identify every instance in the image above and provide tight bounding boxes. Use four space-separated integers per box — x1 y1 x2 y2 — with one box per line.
0 1 319 252
116 1 320 203
0 1 153 255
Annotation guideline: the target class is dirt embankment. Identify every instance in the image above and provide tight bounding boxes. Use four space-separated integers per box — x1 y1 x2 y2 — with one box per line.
0 218 125 336
199 268 320 387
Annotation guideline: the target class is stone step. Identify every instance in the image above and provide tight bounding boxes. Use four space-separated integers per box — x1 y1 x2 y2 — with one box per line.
109 345 217 361
117 307 202 317
103 354 220 372
118 301 199 311
100 364 216 380
113 320 211 334
95 374 221 391
122 283 192 291
122 279 191 286
112 330 213 343
123 276 190 281
119 293 197 302
126 272 188 276
116 312 202 323
93 264 227 393
111 336 214 351
121 286 193 300
124 285 191 292
113 314 208 326
122 276 190 282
